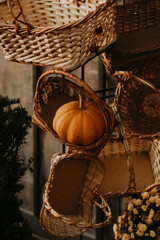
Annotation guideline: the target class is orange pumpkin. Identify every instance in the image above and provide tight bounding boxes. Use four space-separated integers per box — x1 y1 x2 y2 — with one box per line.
52 100 106 146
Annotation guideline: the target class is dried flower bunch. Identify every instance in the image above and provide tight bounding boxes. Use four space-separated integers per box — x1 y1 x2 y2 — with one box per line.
113 184 160 240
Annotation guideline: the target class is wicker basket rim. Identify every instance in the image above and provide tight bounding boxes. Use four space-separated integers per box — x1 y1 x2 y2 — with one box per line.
110 44 160 55
1 0 116 33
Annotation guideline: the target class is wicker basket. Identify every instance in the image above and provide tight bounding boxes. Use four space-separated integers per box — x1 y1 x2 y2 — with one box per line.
116 0 160 36
40 152 111 238
32 69 115 156
0 0 117 71
101 45 160 76
113 71 160 138
98 106 160 200
101 0 160 75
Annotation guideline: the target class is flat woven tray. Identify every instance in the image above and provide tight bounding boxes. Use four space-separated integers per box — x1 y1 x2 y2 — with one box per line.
113 71 160 138
32 69 116 156
98 105 160 199
40 152 111 238
0 0 116 71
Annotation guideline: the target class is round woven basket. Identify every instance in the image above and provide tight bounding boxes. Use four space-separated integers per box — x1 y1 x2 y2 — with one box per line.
0 0 117 71
113 71 160 138
32 69 116 156
40 152 111 238
98 106 160 200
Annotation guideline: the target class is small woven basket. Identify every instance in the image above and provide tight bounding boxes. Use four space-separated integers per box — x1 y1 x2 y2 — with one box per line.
0 0 117 71
113 71 160 138
40 152 111 238
98 106 160 200
32 69 115 156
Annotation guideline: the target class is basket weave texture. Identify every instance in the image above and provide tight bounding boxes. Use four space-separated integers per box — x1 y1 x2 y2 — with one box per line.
40 153 111 238
101 45 160 76
116 0 160 35
113 71 160 138
0 0 117 71
101 0 160 75
32 69 115 156
98 105 160 200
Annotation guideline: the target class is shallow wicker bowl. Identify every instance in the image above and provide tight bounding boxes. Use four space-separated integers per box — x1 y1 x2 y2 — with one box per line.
40 152 111 238
0 0 117 71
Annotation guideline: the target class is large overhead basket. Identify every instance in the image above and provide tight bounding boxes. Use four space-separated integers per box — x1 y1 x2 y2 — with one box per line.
0 0 117 71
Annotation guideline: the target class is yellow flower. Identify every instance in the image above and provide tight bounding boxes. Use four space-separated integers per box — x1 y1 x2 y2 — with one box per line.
128 226 133 232
146 218 153 225
131 233 135 239
133 208 138 214
141 205 148 211
149 196 156 203
141 192 149 199
155 196 160 207
122 233 130 240
148 209 155 219
135 199 142 205
128 203 134 211
150 230 156 237
150 187 158 195
136 223 147 236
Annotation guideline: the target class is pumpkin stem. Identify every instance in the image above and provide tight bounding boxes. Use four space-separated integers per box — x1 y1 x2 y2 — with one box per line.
79 93 86 111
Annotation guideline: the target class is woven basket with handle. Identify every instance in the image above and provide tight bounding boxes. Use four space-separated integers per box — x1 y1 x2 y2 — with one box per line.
98 105 160 200
0 0 117 71
32 69 115 156
113 71 160 138
40 152 111 238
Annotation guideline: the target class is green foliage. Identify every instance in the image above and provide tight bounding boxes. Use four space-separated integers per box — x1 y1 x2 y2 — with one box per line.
0 95 33 240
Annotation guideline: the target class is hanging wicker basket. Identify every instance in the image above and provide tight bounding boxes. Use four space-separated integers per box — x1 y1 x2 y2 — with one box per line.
101 0 160 75
113 71 160 138
101 45 160 76
40 152 111 238
98 106 160 200
0 0 117 71
32 69 115 156
116 0 160 36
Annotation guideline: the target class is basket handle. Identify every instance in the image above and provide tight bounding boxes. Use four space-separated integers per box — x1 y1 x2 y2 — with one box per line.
113 71 160 94
7 0 33 33
90 190 112 228
111 104 136 192
35 69 103 106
